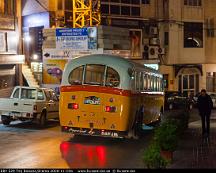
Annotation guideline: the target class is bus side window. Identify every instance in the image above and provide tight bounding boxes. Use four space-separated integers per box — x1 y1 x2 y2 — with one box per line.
105 67 120 87
144 74 147 91
154 76 157 91
140 72 144 91
135 72 140 91
68 66 84 85
148 75 151 91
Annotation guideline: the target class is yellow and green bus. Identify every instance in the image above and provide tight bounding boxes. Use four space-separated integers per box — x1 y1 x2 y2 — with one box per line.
60 54 164 139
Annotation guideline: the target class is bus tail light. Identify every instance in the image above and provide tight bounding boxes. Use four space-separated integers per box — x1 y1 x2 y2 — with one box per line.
68 103 79 110
105 106 116 113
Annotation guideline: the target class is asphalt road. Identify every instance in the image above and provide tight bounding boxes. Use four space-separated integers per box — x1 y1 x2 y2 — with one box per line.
0 120 153 169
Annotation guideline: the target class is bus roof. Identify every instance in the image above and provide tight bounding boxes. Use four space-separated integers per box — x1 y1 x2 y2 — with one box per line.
66 54 160 74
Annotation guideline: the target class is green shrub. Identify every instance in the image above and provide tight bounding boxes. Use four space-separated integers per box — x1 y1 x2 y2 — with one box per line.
154 120 178 152
143 143 169 169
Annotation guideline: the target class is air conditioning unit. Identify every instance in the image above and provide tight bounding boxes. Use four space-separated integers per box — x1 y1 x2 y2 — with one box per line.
148 46 158 59
149 38 160 45
158 47 165 54
149 27 158 35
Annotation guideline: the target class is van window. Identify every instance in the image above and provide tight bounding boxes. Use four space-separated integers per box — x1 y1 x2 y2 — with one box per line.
105 67 120 87
21 89 37 99
84 64 105 86
44 90 51 101
37 90 44 100
50 91 58 101
68 65 84 85
13 88 20 98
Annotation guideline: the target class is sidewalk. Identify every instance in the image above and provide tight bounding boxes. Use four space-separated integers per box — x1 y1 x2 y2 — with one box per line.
169 111 216 169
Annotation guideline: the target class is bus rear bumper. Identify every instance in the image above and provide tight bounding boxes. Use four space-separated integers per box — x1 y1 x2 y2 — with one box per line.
61 126 128 139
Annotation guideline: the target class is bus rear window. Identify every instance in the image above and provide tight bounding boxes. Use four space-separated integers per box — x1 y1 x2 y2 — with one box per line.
68 66 84 85
105 67 120 87
84 65 105 86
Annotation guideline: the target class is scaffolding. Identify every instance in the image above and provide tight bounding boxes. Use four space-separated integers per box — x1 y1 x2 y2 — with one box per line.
72 0 101 28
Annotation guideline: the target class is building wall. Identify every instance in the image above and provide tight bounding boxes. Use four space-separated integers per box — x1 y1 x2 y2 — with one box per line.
0 0 24 89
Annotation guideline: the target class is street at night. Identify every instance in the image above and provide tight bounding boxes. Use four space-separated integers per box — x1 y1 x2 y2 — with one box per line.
1 0 216 170
0 119 152 169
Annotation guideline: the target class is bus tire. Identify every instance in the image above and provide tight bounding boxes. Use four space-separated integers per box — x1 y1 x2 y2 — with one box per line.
130 108 144 140
39 111 47 127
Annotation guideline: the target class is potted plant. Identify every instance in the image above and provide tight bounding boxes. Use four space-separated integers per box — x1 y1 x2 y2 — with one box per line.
142 143 169 169
154 120 178 162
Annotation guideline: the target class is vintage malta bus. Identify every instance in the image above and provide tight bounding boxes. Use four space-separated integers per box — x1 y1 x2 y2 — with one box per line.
60 54 164 139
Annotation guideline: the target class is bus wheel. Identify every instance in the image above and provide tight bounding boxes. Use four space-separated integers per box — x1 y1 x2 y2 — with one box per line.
130 109 143 140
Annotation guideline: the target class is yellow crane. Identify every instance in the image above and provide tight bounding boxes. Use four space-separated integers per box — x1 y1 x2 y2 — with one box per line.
72 0 101 28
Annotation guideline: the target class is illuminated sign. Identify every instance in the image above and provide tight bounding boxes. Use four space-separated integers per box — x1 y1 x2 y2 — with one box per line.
56 27 97 50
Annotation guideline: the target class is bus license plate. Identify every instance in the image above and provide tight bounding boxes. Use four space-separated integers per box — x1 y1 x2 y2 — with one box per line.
84 96 100 105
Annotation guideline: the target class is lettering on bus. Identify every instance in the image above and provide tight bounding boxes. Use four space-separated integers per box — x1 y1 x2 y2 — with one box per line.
84 96 101 105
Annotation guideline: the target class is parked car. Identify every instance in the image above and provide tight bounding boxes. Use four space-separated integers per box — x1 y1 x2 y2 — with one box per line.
164 91 194 110
0 86 59 126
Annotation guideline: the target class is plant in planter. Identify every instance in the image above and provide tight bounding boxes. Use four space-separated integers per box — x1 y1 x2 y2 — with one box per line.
142 143 169 169
154 120 178 162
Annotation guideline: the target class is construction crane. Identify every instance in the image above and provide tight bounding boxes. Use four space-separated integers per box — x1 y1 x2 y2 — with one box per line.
72 0 101 28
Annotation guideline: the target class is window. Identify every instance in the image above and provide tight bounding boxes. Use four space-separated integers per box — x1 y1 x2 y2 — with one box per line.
45 90 51 101
37 90 44 100
0 0 3 13
184 0 202 6
135 72 140 91
65 0 72 10
84 65 105 86
147 75 151 90
13 88 19 98
140 73 144 91
4 0 15 15
106 67 120 87
57 0 63 10
184 22 203 48
0 0 15 15
21 89 37 100
142 0 150 4
110 5 120 15
50 91 58 101
110 0 120 2
68 66 84 85
206 18 215 37
121 6 130 15
132 0 140 4
101 4 109 14
144 74 147 90
121 0 131 4
131 7 140 16
164 32 169 46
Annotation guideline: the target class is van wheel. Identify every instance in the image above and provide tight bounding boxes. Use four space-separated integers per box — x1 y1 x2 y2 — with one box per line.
39 112 47 127
1 116 11 126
